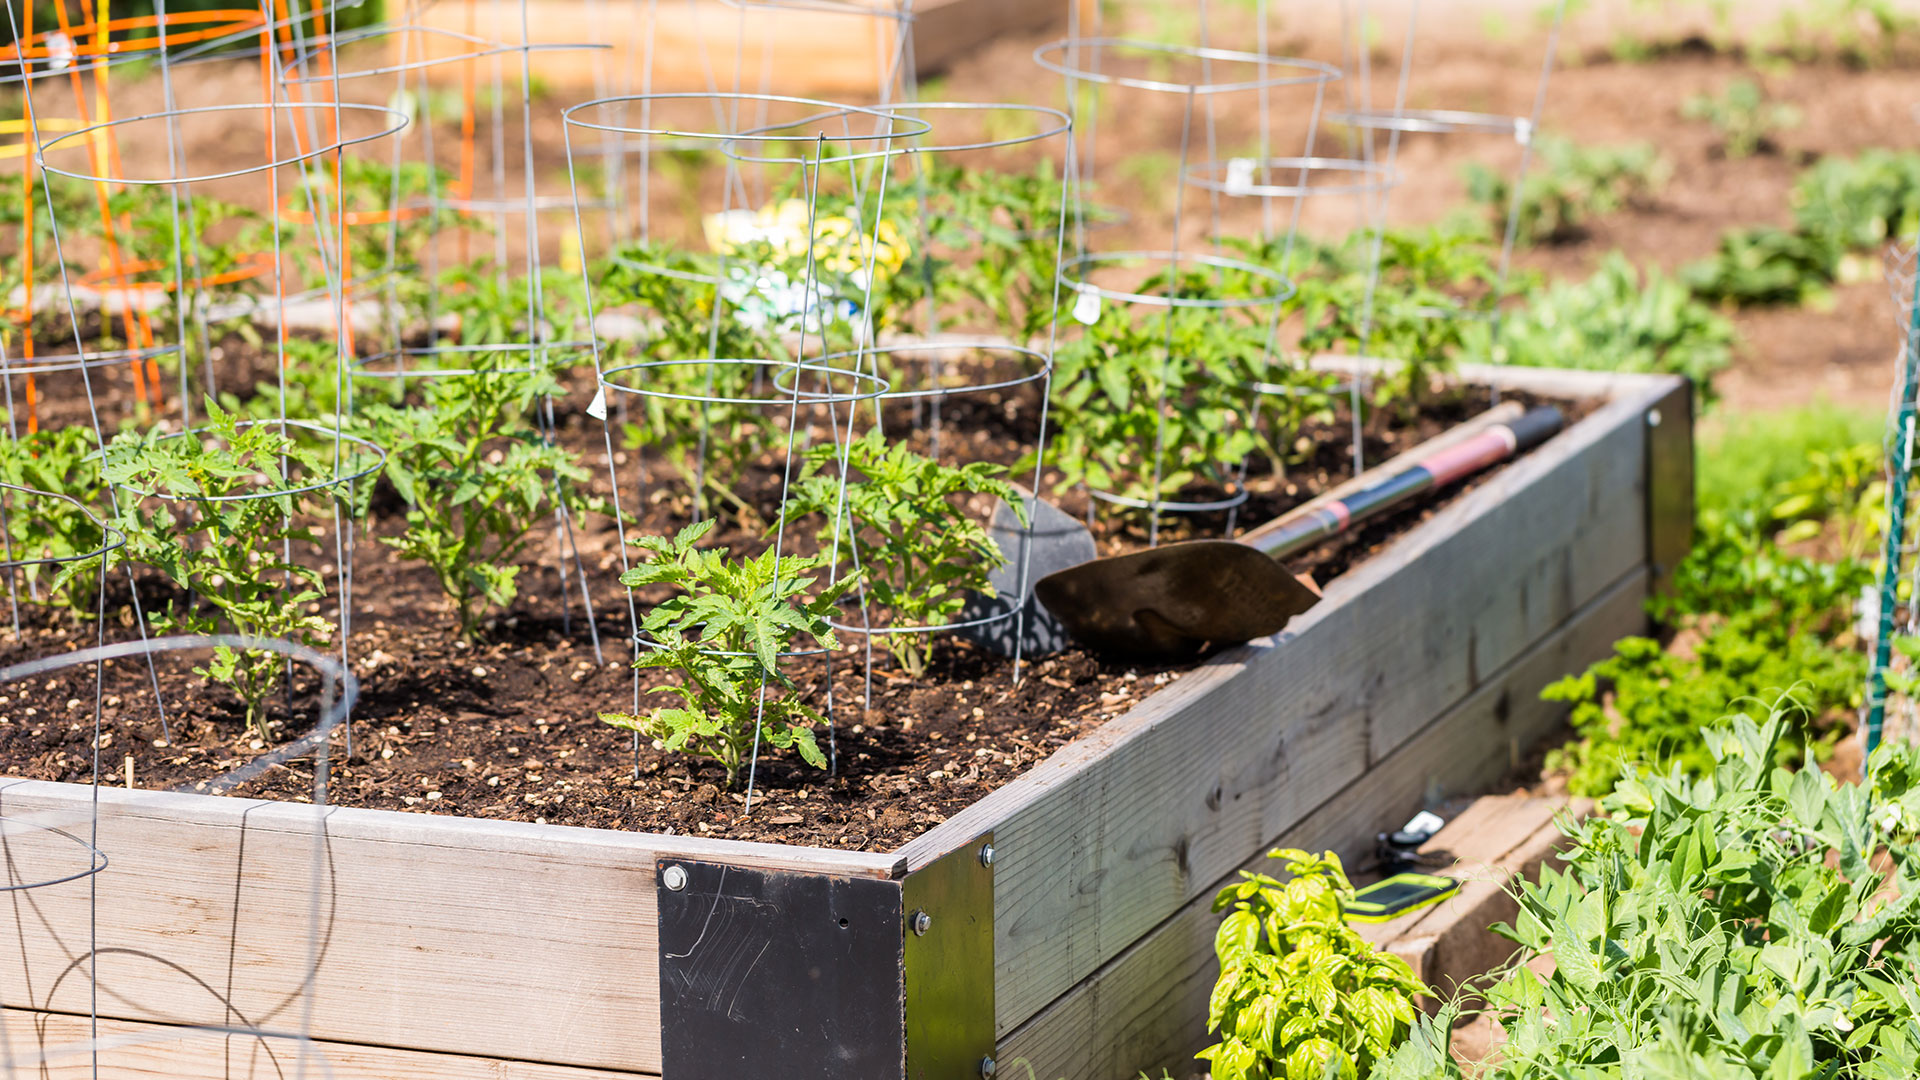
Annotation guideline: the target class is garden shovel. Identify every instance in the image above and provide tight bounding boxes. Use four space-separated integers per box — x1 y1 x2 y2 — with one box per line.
1034 404 1565 660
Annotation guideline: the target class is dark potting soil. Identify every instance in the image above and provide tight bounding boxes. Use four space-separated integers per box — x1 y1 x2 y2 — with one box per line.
0 350 1588 852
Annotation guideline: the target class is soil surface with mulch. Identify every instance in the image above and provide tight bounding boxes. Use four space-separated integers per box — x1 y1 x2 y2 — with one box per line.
0 352 1583 851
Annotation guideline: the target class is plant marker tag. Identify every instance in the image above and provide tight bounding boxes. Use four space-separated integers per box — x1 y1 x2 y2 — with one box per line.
1071 287 1101 326
1225 157 1257 197
585 386 608 421
1513 117 1534 147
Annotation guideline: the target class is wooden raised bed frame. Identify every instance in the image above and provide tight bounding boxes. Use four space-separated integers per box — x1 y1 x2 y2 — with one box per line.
0 363 1689 1080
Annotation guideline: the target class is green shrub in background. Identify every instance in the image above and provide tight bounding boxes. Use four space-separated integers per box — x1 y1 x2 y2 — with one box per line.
1541 408 1880 797
1463 135 1667 245
1475 253 1735 391
1688 150 1920 308
1696 402 1881 516
1682 79 1801 159
1383 709 1920 1079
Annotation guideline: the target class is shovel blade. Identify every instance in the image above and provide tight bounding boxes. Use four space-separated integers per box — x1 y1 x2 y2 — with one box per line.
1034 540 1321 660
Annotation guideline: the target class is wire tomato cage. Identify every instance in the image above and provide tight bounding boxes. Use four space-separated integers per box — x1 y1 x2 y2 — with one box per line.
564 92 1078 805
0 633 358 1074
1034 37 1340 544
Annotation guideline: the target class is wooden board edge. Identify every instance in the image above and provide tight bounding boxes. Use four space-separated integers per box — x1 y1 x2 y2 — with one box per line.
0 777 905 879
0 1007 660 1079
989 567 1648 1078
897 371 1656 874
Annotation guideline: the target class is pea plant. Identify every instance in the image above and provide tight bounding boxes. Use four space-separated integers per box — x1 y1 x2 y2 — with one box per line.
1202 847 1426 1080
103 401 349 739
599 519 857 786
778 427 1026 678
361 362 604 641
1389 709 1920 1079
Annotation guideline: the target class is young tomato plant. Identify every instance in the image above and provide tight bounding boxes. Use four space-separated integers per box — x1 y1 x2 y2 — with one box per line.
598 241 785 520
778 427 1025 679
1297 225 1507 408
600 520 857 786
362 362 604 641
1202 847 1425 1080
1041 300 1276 511
103 401 347 739
0 426 111 614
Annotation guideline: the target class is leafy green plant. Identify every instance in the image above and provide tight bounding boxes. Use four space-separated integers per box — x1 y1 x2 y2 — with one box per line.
1687 151 1920 308
1768 0 1916 64
1394 708 1920 1078
599 520 856 786
1463 135 1667 245
597 241 785 519
1297 225 1506 407
1201 847 1425 1080
1684 224 1842 307
1697 403 1881 516
1474 253 1735 392
0 426 110 613
1041 300 1277 509
1683 79 1801 159
1541 440 1876 796
778 428 1025 678
434 262 587 350
361 361 604 640
1793 150 1920 256
103 400 350 738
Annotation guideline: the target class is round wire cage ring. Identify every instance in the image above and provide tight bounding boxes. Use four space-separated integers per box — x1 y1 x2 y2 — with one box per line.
109 419 387 504
0 9 266 62
562 92 933 167
812 341 1052 401
0 814 108 893
277 24 610 86
0 633 359 795
37 102 412 186
603 357 891 408
76 251 276 294
1087 484 1250 515
1182 156 1402 199
0 343 181 379
1059 250 1296 311
1032 38 1340 96
0 481 127 573
356 340 595 380
1328 108 1529 142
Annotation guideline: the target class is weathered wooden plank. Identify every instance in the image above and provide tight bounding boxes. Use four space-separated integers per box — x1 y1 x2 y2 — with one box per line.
1367 796 1591 1003
993 566 1648 1080
0 783 896 1075
0 1010 656 1078
905 374 1674 1037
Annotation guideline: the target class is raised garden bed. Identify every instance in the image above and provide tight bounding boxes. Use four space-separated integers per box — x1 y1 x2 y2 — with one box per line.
0 361 1688 1079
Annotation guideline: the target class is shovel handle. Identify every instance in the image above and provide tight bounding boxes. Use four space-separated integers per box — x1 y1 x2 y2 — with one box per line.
1254 406 1564 562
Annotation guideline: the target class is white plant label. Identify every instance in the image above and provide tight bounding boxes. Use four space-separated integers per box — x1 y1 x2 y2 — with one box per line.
585 386 608 421
1071 287 1102 326
1225 157 1257 197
